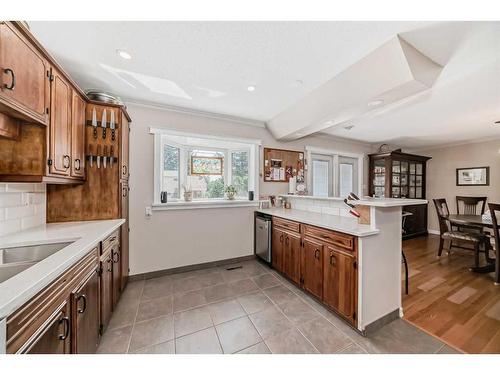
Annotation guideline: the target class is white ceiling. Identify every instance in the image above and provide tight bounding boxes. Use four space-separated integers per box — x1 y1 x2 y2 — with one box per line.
29 21 500 148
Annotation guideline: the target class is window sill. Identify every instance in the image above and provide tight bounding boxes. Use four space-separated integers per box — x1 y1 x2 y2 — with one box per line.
152 199 259 211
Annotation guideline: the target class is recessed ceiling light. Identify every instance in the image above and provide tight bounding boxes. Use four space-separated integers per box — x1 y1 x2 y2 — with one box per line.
247 85 256 92
368 99 384 107
116 49 132 60
290 80 303 88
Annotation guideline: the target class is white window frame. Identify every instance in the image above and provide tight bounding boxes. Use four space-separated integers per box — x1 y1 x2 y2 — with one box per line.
151 128 261 209
305 146 364 198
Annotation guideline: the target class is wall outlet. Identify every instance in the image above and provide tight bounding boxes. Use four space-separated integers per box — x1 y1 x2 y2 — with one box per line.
145 206 152 218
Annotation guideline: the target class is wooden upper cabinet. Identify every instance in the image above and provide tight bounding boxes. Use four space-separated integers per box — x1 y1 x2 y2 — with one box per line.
283 231 301 285
71 268 99 354
120 114 129 180
302 237 324 300
70 91 86 178
0 22 49 125
323 246 357 324
48 68 71 176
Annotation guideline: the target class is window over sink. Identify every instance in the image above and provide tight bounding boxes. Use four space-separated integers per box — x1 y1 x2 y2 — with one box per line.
151 129 259 207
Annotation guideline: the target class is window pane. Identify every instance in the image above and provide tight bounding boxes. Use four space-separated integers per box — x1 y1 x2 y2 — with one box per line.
187 175 225 199
162 145 180 199
339 163 353 197
191 156 223 175
312 160 329 197
231 151 249 197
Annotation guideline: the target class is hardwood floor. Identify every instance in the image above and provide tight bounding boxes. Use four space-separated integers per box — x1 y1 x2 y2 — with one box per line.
402 234 500 354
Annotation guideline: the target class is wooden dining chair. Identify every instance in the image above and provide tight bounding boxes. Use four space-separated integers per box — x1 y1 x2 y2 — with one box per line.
488 203 500 284
456 196 487 215
433 198 488 266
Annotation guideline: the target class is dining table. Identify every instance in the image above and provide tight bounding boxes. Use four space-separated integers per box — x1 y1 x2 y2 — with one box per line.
446 214 499 284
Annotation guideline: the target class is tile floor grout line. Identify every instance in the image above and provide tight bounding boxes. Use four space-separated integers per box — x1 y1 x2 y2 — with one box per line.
206 301 224 354
126 279 145 353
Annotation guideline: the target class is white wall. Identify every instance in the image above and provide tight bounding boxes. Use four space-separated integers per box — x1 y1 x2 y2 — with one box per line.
0 183 46 237
127 103 372 275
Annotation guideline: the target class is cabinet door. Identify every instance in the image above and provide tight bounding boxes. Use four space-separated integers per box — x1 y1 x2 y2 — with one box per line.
120 114 129 180
24 300 71 354
323 247 357 324
70 91 85 178
72 269 100 354
48 69 71 176
120 182 129 291
271 227 284 273
112 246 122 308
0 22 49 124
283 232 301 284
302 237 324 300
100 252 113 332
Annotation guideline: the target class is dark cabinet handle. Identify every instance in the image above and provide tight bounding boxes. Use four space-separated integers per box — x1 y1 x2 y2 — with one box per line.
314 249 320 259
58 316 70 340
122 187 128 197
280 234 283 243
109 235 116 242
122 165 128 175
77 294 87 314
285 236 289 245
63 155 70 169
3 68 15 90
113 250 120 263
75 158 81 171
330 254 336 266
107 258 112 272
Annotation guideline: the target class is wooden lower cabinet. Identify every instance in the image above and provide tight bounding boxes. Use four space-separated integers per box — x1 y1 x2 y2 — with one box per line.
271 227 284 272
283 231 301 284
100 249 113 333
302 237 324 300
71 267 100 354
24 299 71 354
323 246 357 324
270 219 358 328
111 245 122 308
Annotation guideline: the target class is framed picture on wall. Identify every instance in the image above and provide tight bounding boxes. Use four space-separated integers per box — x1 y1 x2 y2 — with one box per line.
456 166 489 186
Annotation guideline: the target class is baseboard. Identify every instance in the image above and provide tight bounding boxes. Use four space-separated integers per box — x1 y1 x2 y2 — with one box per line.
427 229 440 235
129 254 256 281
363 309 400 336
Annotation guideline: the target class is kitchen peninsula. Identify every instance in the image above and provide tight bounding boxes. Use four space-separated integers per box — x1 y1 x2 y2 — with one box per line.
256 195 427 333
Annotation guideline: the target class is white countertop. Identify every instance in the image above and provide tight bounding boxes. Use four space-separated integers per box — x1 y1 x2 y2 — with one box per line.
255 208 379 237
279 195 427 207
0 219 124 319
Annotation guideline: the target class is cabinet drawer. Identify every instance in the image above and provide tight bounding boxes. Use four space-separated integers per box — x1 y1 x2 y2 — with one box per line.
7 247 98 353
272 217 300 233
303 225 355 251
101 230 119 254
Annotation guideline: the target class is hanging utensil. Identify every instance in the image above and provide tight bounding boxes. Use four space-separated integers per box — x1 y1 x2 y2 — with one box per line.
101 109 107 139
97 145 101 169
88 144 93 168
110 110 116 141
103 145 107 168
92 108 98 139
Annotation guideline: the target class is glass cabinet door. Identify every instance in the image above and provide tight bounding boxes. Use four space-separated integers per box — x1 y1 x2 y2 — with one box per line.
372 159 386 197
408 161 424 198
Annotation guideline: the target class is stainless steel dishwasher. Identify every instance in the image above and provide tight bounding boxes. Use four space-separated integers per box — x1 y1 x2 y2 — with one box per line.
254 213 272 263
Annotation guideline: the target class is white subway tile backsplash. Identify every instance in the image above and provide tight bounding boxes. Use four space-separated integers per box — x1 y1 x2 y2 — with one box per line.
0 183 46 237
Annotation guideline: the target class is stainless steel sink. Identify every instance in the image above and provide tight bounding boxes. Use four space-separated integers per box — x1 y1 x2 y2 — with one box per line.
0 242 72 283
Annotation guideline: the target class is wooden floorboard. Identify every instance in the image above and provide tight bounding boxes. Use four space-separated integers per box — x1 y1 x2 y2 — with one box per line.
402 234 500 354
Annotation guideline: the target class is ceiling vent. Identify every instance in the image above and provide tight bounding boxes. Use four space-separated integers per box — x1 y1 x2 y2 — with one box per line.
267 35 443 140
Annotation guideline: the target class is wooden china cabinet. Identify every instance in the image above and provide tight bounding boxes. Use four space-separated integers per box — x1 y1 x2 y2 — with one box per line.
368 150 431 239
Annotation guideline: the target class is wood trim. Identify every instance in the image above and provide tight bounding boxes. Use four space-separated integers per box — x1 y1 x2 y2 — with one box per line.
0 113 20 140
272 217 301 233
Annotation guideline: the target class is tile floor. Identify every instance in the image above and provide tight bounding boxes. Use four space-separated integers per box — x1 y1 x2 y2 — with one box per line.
97 259 459 354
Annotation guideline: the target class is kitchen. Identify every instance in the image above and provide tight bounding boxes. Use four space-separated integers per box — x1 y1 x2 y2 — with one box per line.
1 5 500 368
